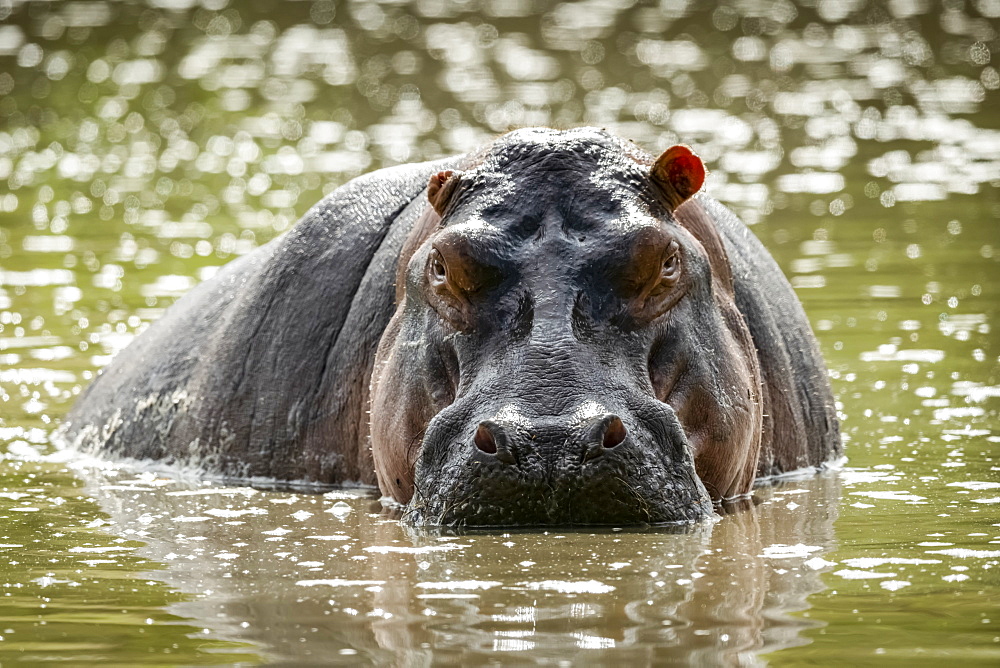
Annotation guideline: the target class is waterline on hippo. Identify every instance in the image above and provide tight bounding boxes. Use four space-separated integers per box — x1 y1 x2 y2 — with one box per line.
58 127 841 528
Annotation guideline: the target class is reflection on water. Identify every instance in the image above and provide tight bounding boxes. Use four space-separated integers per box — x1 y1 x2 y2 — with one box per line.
1 0 998 664
80 464 841 665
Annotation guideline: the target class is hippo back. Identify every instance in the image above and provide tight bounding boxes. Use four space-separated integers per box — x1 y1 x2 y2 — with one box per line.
684 196 841 478
59 158 457 485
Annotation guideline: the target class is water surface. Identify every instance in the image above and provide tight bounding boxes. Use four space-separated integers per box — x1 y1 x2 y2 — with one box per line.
1 0 998 664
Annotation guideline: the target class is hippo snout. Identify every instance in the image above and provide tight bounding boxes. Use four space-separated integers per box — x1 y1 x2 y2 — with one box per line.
408 402 714 527
471 413 627 467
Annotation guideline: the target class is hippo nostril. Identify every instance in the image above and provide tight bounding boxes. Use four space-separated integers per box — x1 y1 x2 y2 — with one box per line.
602 416 627 449
474 423 498 454
582 413 627 463
474 422 517 465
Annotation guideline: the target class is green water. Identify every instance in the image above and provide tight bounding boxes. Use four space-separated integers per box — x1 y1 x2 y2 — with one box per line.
1 0 998 664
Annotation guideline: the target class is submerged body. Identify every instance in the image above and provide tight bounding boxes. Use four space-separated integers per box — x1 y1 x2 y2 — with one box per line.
60 128 840 526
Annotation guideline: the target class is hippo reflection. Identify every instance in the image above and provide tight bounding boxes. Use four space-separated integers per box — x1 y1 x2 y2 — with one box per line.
79 468 843 665
60 128 841 526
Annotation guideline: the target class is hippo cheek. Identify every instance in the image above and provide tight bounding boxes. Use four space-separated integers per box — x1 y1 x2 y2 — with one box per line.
404 401 714 527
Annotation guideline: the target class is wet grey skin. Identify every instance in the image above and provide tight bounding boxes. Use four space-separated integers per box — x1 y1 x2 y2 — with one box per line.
61 127 841 528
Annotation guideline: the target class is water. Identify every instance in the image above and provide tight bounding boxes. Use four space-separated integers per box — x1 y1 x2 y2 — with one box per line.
0 0 998 664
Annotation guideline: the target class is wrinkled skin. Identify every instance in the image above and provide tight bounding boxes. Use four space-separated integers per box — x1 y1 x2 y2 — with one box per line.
373 129 767 526
60 127 840 528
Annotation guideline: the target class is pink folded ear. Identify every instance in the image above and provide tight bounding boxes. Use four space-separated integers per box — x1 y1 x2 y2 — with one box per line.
651 146 705 210
428 170 462 217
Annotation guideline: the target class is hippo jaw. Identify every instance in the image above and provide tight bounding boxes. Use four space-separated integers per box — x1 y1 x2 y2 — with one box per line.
369 127 761 528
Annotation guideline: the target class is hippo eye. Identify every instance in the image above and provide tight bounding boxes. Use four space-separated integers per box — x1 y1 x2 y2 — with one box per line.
662 242 680 281
429 251 447 283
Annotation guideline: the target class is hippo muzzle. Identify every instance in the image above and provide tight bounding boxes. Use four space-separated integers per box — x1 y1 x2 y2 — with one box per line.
409 397 713 526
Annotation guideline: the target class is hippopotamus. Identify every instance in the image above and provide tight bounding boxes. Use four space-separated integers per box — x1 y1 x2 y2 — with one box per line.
59 127 841 526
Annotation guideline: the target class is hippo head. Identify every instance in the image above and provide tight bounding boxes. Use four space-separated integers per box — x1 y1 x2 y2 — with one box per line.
370 128 763 527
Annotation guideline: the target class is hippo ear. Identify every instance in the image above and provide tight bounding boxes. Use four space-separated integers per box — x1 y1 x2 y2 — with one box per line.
427 170 462 217
650 146 705 210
